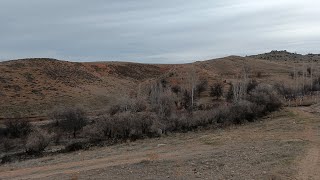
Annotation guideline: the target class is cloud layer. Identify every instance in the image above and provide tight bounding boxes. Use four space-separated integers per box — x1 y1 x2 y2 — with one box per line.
0 0 319 63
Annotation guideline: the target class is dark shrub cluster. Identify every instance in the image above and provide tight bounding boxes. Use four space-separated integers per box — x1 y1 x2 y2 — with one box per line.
274 83 296 99
196 80 208 97
4 119 32 138
81 83 282 143
88 112 159 141
210 82 223 100
215 84 282 125
171 85 181 94
248 84 282 113
1 80 284 160
52 107 87 138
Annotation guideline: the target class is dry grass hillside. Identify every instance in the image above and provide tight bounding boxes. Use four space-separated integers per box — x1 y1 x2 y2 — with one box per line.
0 51 319 119
1 51 320 180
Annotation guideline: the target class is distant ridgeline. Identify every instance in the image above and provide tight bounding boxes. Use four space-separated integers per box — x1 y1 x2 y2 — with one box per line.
249 50 320 61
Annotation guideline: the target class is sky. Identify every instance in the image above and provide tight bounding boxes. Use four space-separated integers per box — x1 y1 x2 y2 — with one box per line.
0 0 320 63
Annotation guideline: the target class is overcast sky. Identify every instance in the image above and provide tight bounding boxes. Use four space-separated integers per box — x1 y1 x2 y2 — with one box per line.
0 0 319 63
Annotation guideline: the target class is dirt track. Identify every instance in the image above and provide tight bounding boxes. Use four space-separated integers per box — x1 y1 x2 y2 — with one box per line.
295 108 320 180
0 107 319 180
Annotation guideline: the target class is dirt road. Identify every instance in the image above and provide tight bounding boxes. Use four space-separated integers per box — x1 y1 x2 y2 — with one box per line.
0 107 319 180
295 107 320 180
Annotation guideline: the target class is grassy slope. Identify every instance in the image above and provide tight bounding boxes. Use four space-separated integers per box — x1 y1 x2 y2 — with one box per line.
0 52 319 118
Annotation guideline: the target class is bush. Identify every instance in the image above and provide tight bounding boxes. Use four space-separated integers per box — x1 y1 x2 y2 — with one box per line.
196 80 208 97
182 90 192 111
157 95 173 118
214 106 231 124
97 112 158 141
109 98 147 115
4 119 32 138
82 124 104 142
274 83 296 99
64 140 90 152
229 100 255 124
248 84 282 113
130 99 147 113
109 104 121 116
2 138 14 152
256 71 263 78
247 80 258 94
210 82 223 100
80 83 283 146
53 107 87 138
215 85 282 125
25 128 51 154
225 84 234 102
171 85 181 94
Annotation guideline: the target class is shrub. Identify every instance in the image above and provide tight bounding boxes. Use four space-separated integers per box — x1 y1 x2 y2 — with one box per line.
2 138 14 152
157 95 173 118
248 84 282 113
53 107 88 138
196 80 208 97
274 83 296 99
97 112 147 141
171 85 181 94
213 106 231 124
307 67 311 75
25 128 51 154
64 140 90 152
182 90 192 111
229 100 255 124
130 99 147 113
225 84 234 102
4 118 32 138
79 83 283 146
312 77 320 91
256 71 263 78
82 124 104 142
109 104 121 116
160 78 167 88
191 110 216 127
210 82 223 100
289 72 294 79
215 84 281 126
247 80 258 94
109 98 147 115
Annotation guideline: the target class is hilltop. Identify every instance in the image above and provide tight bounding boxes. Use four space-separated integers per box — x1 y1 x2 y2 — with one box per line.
249 50 320 61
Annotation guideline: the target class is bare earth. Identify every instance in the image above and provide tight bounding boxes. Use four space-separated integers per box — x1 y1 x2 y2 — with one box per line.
0 106 319 180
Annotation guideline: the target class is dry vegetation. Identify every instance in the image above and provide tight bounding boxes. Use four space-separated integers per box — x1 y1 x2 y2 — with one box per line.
1 51 320 179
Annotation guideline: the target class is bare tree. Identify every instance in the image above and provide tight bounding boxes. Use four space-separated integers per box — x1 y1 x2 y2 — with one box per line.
187 65 198 109
149 81 163 108
232 59 249 102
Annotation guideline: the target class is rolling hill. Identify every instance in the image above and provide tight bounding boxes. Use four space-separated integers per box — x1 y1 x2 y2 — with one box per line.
0 51 319 118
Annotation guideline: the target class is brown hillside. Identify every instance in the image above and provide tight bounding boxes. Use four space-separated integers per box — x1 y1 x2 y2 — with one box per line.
0 53 319 118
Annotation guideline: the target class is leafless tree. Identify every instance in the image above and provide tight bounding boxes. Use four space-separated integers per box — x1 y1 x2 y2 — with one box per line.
187 65 198 109
149 80 164 108
232 59 249 102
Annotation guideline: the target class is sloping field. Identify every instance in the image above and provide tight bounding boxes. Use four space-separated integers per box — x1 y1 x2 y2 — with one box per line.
0 53 309 118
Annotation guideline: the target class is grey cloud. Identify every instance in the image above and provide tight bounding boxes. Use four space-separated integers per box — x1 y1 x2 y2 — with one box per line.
0 0 319 63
